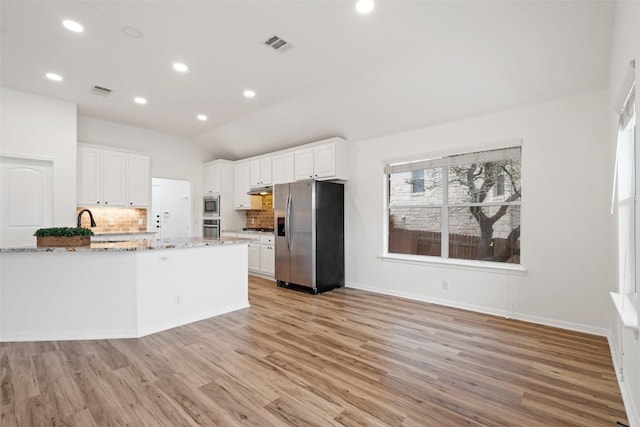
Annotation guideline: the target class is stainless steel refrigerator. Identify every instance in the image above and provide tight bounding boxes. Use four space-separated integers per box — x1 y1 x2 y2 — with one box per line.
274 180 344 294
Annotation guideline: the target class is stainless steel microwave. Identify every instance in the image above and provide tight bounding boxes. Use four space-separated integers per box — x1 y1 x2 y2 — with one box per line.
203 195 220 217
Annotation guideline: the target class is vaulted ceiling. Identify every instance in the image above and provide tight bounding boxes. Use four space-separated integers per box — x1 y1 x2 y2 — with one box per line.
1 1 614 159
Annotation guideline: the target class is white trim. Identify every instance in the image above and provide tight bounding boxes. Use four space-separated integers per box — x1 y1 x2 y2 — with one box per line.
380 253 527 275
390 201 522 208
0 153 57 163
248 271 275 281
138 301 250 338
610 292 639 330
1 302 251 342
0 328 138 342
347 280 607 337
512 312 608 337
382 137 523 168
607 332 640 427
346 281 511 318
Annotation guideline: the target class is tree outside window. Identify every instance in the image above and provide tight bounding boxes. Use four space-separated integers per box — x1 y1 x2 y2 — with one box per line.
387 146 521 264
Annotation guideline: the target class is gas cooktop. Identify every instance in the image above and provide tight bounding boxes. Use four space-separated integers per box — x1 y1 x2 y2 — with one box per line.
242 227 274 233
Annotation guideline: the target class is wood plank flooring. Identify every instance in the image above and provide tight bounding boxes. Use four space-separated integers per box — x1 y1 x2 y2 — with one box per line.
1 277 629 426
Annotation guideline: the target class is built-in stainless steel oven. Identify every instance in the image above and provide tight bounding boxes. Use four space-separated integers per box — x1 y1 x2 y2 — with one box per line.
203 218 220 239
203 195 220 217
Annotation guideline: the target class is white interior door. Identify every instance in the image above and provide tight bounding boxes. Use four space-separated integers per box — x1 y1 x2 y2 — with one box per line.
0 156 53 246
151 178 191 239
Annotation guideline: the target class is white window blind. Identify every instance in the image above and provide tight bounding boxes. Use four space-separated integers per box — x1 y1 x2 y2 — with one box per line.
385 146 521 174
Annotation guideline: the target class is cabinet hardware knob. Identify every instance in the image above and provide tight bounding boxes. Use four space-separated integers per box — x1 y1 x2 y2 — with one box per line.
105 201 108 205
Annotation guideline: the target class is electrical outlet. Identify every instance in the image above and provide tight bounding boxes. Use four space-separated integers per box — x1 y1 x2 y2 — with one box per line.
175 295 182 306
138 219 144 225
442 280 448 290
108 218 115 225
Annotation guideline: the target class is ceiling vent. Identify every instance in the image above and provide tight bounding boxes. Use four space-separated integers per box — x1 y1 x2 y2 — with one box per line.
90 85 112 96
264 35 293 53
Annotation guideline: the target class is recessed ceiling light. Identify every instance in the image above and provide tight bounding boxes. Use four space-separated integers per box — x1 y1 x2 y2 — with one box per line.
134 97 147 105
173 62 188 73
62 19 84 33
197 114 208 121
122 26 143 39
243 89 256 98
355 0 375 14
45 73 63 82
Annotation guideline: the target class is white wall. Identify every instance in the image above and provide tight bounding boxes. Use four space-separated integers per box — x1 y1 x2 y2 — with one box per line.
607 1 640 425
345 90 613 335
0 87 77 229
77 116 212 236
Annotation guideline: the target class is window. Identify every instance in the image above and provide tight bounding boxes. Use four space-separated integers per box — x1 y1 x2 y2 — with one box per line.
386 146 521 264
616 87 636 295
410 169 425 193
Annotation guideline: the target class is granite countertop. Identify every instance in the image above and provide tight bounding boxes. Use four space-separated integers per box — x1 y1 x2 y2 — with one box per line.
0 237 249 253
93 231 157 236
224 229 275 235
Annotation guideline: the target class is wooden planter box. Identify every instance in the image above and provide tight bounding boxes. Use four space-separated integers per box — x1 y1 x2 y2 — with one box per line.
37 236 91 247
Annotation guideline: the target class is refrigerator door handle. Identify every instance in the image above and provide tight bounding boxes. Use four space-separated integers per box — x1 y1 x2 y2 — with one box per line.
286 193 292 250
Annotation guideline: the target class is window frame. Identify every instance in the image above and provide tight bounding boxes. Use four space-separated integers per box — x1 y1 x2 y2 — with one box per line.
382 139 526 274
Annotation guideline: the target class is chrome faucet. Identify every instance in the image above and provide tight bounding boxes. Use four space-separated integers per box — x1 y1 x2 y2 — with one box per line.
77 209 97 228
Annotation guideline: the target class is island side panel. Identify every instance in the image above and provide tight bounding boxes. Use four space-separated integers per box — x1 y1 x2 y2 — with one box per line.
135 243 249 337
0 251 138 342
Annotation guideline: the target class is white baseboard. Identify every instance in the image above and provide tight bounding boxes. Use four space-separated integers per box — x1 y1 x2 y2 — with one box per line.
346 281 511 318
608 332 640 427
0 302 251 342
346 281 607 336
137 302 251 338
0 328 138 342
249 272 275 281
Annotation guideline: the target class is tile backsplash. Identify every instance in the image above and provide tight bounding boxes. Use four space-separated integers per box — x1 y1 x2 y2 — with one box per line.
246 194 274 229
77 206 147 233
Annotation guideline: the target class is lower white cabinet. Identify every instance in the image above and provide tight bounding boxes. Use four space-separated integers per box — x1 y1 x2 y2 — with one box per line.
260 234 275 275
248 243 261 272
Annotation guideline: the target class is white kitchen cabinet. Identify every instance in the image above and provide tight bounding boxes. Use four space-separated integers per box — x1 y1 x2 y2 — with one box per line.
294 139 348 182
102 150 127 206
248 243 261 272
294 148 315 181
272 152 294 184
77 146 103 206
249 157 272 187
78 146 148 207
260 234 275 275
203 161 221 195
127 154 150 207
234 161 262 210
314 143 337 179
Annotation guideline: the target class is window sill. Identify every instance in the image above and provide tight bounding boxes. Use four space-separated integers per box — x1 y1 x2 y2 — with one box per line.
380 254 527 275
610 292 639 330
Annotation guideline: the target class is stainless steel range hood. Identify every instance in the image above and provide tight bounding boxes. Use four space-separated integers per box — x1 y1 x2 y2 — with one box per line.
247 185 273 196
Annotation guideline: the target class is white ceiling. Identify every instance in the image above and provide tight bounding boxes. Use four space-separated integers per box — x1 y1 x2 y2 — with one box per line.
1 1 614 160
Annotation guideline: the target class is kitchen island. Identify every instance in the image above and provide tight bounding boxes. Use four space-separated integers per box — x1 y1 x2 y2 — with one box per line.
0 237 249 342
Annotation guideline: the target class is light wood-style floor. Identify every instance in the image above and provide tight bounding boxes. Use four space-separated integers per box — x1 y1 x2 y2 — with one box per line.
1 277 628 426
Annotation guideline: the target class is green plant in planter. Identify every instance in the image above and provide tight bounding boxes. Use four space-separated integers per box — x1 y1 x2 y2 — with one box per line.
34 227 94 237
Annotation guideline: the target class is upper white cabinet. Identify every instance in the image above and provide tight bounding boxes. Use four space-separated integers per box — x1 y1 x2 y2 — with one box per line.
294 138 348 182
272 152 294 185
77 146 104 206
127 154 150 207
78 145 149 207
100 150 127 206
203 161 221 195
294 148 314 181
234 161 262 210
249 157 272 187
